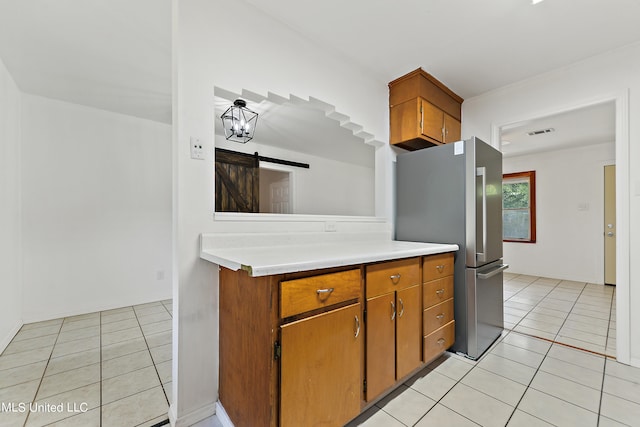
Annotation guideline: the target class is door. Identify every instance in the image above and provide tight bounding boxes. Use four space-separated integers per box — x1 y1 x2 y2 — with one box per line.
420 99 445 142
215 148 259 212
365 292 396 401
280 303 362 427
443 114 461 143
604 165 616 285
466 137 503 267
395 284 422 379
269 177 291 214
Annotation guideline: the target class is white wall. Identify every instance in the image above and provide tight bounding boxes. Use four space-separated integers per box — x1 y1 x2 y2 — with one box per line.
462 41 640 365
173 0 391 424
503 143 615 283
21 94 172 322
0 58 22 352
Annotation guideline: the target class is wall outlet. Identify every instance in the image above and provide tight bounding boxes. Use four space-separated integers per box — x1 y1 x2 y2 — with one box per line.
156 270 165 280
190 137 204 160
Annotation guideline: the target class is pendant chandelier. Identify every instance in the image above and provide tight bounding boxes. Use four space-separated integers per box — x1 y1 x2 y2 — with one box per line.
220 99 258 143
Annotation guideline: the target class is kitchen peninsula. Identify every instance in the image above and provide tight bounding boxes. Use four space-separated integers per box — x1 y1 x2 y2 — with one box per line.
200 233 458 427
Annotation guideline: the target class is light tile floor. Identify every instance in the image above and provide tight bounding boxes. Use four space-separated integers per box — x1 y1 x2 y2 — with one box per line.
346 274 637 427
1 274 636 427
0 300 172 427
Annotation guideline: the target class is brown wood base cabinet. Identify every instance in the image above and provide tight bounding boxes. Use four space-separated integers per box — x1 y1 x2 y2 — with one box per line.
281 303 362 427
217 252 455 427
365 258 422 401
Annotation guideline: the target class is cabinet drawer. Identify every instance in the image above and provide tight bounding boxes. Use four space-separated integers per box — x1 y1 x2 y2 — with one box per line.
423 276 454 308
423 298 454 336
366 257 420 298
424 321 455 363
281 269 361 318
423 253 454 282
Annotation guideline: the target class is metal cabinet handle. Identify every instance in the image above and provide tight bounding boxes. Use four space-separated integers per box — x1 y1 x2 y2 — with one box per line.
437 338 446 346
390 301 396 320
435 289 445 296
436 265 445 273
389 274 401 284
436 313 445 320
398 298 405 318
355 315 360 338
316 288 334 295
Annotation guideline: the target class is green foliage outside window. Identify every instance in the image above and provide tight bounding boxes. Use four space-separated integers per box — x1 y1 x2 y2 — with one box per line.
502 171 536 242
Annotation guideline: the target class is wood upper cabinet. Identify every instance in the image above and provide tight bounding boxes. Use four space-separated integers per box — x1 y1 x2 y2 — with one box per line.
365 258 422 401
389 68 463 151
280 303 362 427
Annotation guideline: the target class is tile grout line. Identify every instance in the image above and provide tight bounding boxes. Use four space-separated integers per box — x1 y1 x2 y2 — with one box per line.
131 304 171 425
596 286 617 426
100 310 103 427
510 277 613 355
21 319 63 427
504 278 611 424
410 276 565 426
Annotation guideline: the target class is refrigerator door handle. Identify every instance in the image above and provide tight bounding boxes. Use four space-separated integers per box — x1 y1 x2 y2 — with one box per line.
477 264 509 280
476 166 487 263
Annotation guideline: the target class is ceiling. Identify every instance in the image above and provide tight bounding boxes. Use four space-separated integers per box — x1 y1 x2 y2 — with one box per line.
0 0 171 123
0 0 637 151
500 102 616 157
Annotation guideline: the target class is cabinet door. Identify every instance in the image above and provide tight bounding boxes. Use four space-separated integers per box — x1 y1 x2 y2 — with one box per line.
390 98 421 145
443 114 461 143
365 292 396 401
280 303 362 427
420 99 444 143
396 284 422 379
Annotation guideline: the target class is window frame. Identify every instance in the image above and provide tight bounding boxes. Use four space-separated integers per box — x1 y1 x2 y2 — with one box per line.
502 170 537 243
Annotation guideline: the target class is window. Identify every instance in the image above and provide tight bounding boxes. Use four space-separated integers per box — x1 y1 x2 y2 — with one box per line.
502 171 536 243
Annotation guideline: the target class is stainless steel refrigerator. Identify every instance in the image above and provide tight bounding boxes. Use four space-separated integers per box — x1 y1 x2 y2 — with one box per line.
395 136 508 359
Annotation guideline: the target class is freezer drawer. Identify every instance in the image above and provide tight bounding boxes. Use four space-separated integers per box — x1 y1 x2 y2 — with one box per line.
464 261 507 359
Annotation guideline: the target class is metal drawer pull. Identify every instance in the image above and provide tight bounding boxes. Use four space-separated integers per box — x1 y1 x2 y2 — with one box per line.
437 338 446 346
477 264 509 280
316 288 334 295
435 289 445 296
355 315 360 338
436 265 445 273
436 313 445 320
390 301 396 320
398 298 405 317
389 273 401 284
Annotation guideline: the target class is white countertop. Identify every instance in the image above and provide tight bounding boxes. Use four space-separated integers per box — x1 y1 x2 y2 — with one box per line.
200 234 458 276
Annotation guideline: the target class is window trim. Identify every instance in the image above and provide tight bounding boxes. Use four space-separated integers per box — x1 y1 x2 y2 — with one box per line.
502 170 537 243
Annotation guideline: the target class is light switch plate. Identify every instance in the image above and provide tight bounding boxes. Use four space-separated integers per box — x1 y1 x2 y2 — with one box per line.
190 137 204 160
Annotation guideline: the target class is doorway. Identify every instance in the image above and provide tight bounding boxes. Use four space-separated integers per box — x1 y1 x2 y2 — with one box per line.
260 168 292 214
495 96 630 361
604 165 616 285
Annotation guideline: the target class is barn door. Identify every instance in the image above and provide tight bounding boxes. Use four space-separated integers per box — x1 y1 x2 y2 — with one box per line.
215 148 259 213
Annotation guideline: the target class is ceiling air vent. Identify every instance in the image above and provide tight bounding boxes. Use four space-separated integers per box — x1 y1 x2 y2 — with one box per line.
527 128 555 136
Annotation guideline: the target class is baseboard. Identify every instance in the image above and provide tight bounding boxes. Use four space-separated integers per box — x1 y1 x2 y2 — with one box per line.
169 402 216 427
629 356 640 369
0 319 23 354
215 401 234 427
